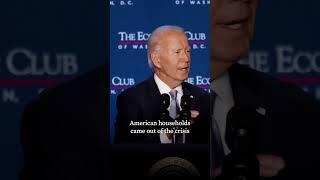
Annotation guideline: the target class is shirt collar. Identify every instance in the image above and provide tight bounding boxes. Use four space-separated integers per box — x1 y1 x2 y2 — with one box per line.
210 72 234 105
154 73 183 95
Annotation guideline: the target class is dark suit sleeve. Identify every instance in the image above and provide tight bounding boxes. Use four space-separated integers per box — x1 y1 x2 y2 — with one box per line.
189 91 211 144
20 100 105 180
283 97 320 179
113 92 160 143
113 93 139 143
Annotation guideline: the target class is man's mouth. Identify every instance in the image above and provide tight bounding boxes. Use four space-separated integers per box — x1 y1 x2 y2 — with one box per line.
220 18 248 31
179 66 189 71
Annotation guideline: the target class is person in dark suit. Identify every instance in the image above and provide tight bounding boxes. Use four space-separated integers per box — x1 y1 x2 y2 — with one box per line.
211 0 320 179
113 25 210 144
20 65 109 180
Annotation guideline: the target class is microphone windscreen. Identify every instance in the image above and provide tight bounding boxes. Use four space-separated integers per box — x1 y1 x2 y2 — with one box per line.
160 93 170 110
225 106 261 152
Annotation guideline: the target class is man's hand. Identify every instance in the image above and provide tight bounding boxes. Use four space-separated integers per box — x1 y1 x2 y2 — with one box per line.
257 154 285 177
189 110 199 124
213 154 285 178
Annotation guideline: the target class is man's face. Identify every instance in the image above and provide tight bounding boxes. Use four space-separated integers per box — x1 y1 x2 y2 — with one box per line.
211 0 257 63
154 31 191 88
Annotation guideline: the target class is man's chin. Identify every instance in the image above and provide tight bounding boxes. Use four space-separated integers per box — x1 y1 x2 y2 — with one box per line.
175 76 189 83
177 72 189 79
212 39 251 62
212 49 249 63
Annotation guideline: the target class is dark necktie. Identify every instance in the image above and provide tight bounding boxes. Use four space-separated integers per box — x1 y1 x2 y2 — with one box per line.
210 91 225 170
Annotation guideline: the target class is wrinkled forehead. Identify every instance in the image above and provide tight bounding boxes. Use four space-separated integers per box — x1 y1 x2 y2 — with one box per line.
159 30 187 40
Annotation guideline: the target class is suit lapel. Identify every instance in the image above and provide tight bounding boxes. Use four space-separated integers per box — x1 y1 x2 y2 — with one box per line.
229 64 264 108
229 64 274 151
145 75 161 121
182 82 191 96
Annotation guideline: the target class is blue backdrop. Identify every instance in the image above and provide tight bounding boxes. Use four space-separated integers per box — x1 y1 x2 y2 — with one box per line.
247 0 320 100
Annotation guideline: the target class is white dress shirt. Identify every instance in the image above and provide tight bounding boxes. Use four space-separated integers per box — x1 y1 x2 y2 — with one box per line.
154 73 186 144
211 72 234 154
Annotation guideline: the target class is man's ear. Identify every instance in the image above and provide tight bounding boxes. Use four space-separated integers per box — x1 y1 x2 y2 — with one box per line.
151 52 161 69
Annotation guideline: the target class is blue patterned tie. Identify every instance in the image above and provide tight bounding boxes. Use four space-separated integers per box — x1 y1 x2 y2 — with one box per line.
169 89 183 144
169 90 178 119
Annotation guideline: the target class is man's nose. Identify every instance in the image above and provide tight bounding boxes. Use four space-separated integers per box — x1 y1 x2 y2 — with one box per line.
181 51 190 62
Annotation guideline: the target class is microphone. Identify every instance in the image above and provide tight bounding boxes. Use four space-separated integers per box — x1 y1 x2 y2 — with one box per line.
220 106 261 180
178 95 192 121
159 94 170 122
225 106 260 154
160 93 170 110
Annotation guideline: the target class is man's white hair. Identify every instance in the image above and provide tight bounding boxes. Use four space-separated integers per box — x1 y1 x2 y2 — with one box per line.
147 25 185 69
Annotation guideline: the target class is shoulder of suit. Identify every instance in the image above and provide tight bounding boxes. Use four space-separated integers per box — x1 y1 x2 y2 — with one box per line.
182 82 209 97
230 63 319 107
117 77 152 99
26 64 107 109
